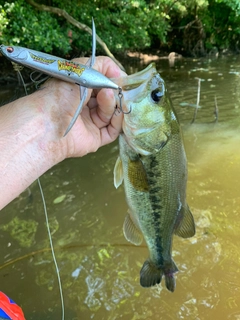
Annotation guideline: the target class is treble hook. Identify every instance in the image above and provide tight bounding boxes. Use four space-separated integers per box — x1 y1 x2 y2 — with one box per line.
30 71 50 89
118 87 131 114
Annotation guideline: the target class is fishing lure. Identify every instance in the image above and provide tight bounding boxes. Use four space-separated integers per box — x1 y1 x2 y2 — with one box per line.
0 291 26 320
0 19 123 135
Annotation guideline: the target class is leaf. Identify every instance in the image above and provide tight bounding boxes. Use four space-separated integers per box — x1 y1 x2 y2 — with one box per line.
53 194 66 204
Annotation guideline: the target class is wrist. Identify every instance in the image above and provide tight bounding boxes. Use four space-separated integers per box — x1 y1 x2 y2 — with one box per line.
22 88 67 166
31 87 68 163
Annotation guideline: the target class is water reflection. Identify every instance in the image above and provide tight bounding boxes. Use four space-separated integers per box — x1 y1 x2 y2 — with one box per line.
1 55 240 319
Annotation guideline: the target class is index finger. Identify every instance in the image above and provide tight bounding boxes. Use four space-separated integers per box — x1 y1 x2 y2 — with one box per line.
73 56 126 79
93 56 126 78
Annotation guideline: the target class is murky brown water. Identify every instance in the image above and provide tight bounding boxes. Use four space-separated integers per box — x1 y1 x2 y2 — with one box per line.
1 54 240 319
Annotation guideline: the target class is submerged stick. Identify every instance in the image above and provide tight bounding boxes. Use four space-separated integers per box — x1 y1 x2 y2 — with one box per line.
214 95 219 123
191 77 201 124
0 243 148 271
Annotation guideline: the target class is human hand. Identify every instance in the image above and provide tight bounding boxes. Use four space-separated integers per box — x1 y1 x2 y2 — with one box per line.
0 55 126 208
42 56 126 159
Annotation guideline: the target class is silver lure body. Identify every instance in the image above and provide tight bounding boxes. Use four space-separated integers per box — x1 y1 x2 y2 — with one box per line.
0 44 119 90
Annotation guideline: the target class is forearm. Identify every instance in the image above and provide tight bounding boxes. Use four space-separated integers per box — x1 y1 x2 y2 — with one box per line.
0 89 66 209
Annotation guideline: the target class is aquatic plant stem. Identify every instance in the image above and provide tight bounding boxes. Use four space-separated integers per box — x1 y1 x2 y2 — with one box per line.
37 178 65 320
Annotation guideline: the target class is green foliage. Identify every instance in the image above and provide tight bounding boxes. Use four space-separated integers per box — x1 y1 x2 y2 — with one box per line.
1 0 240 56
0 0 174 55
53 0 155 52
0 0 71 54
201 0 240 51
0 3 8 36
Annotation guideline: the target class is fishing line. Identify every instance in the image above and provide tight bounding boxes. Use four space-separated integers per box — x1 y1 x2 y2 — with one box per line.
12 63 65 320
38 179 65 320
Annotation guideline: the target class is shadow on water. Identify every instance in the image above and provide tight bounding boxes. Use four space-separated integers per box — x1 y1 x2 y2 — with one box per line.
1 54 240 319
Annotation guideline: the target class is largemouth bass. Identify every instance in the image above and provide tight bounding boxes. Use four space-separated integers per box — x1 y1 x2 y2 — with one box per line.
114 64 195 292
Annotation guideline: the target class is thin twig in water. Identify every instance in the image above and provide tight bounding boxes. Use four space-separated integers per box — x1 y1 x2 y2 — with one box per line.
0 243 148 271
214 95 219 122
191 77 201 124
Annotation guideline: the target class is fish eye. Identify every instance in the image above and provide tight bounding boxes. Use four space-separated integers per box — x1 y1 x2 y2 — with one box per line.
151 88 164 103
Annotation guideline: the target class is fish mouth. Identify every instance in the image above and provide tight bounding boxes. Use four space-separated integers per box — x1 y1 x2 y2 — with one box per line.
112 63 157 88
114 63 161 114
112 62 158 88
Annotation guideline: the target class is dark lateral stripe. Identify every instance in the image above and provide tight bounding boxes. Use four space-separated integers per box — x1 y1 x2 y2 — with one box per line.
151 186 161 193
147 171 155 178
154 236 164 266
150 158 159 167
147 154 165 266
152 203 163 212
148 189 164 265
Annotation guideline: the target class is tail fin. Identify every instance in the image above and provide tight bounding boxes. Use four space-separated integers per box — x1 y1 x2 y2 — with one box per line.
164 273 176 292
140 260 163 288
140 259 178 292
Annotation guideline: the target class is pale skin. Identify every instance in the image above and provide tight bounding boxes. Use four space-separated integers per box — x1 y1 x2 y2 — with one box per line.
0 56 125 210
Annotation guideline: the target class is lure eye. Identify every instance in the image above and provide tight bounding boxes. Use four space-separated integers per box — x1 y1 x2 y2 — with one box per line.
7 47 14 53
151 88 164 103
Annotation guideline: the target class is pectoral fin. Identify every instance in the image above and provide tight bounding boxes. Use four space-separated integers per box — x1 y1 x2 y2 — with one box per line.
114 156 123 189
123 211 143 245
174 204 195 238
128 158 149 192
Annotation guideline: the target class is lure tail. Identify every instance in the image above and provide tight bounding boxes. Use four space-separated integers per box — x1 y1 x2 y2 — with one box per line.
63 18 96 136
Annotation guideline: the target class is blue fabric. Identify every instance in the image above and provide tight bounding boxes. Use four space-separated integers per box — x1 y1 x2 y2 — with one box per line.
8 299 15 305
0 308 11 319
